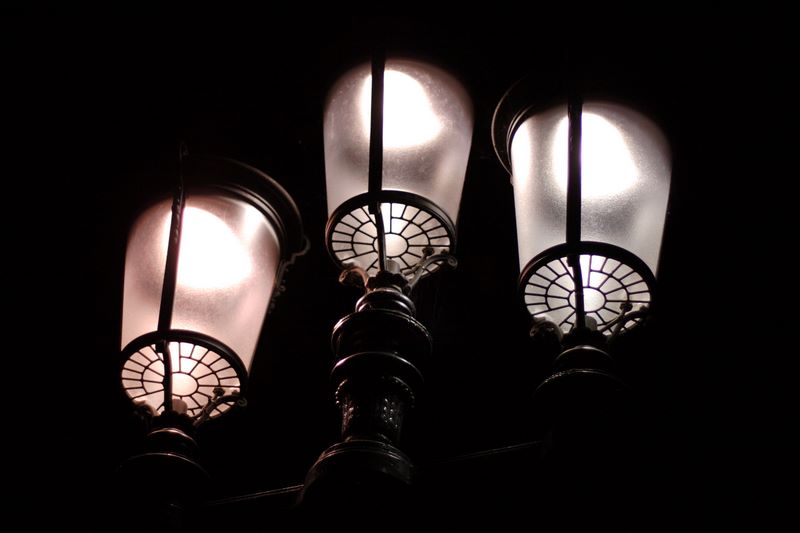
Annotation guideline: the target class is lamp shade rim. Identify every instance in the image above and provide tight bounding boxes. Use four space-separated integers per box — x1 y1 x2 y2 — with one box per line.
182 155 307 261
493 79 674 177
492 76 565 174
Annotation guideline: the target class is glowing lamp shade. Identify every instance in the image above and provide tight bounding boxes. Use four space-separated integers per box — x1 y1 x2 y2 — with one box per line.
324 58 473 276
120 157 304 420
496 100 671 334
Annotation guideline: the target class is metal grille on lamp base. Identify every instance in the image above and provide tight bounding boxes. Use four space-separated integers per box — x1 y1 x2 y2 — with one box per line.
521 242 655 335
326 192 455 278
121 331 247 420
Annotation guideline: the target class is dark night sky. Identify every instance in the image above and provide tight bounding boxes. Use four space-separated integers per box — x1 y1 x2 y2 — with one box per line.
7 12 790 528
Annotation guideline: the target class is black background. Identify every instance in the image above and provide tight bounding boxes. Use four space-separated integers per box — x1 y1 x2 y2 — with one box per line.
7 12 790 529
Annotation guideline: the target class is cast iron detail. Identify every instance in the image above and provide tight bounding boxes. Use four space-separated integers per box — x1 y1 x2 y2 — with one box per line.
115 412 210 527
329 307 428 446
301 438 416 508
336 375 413 444
332 311 432 370
302 284 432 501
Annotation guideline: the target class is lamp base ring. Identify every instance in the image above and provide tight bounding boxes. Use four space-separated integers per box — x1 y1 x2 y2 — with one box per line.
520 242 656 336
326 191 456 278
301 439 415 505
120 330 247 422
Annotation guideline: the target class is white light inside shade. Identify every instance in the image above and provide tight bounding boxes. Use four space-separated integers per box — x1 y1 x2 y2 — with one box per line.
163 207 253 290
121 194 281 370
509 102 671 275
324 58 473 231
552 113 637 199
359 69 443 149
167 341 195 396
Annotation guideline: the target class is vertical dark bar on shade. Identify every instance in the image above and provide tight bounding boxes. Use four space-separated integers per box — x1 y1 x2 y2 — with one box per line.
567 95 586 329
368 51 388 272
566 96 582 245
156 144 188 411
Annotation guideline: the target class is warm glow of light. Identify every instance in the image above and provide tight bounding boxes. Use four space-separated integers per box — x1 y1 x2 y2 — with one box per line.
379 203 408 256
554 113 637 198
166 341 196 396
360 69 442 149
163 206 252 290
168 341 181 370
510 122 534 177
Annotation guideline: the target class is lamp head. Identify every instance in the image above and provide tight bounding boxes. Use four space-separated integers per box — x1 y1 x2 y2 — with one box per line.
323 58 473 293
494 85 671 340
119 156 305 425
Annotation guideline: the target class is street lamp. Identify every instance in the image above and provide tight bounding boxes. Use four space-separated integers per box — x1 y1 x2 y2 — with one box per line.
302 56 473 504
116 154 306 522
323 57 472 278
493 85 672 462
494 95 671 340
107 49 678 523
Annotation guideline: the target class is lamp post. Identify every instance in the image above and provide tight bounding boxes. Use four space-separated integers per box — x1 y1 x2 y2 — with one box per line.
116 154 306 526
301 56 473 506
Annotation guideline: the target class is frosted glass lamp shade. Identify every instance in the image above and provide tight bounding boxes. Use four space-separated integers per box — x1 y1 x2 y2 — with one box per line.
120 157 304 420
324 58 473 276
495 100 671 335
